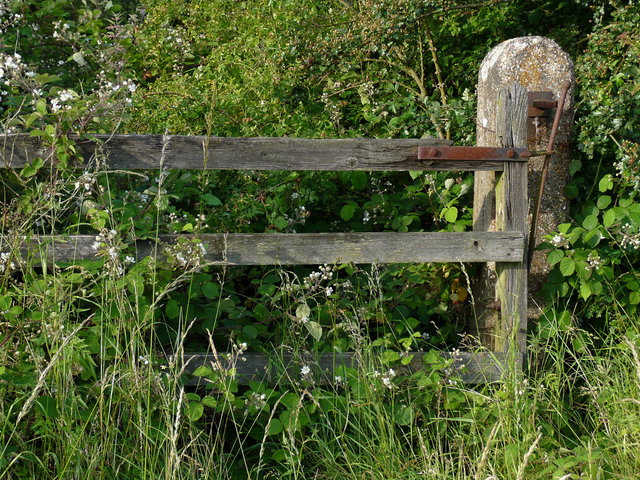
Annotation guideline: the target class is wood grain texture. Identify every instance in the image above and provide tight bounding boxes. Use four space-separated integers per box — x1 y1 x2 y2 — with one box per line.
179 351 519 385
495 84 529 354
0 134 529 172
7 231 525 265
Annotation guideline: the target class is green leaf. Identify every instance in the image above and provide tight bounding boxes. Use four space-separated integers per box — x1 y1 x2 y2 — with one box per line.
258 283 276 296
444 206 458 223
0 296 11 311
35 396 58 419
603 209 616 227
201 282 220 299
565 184 579 199
274 216 289 229
583 229 602 248
568 159 581 177
582 214 598 231
304 321 322 342
381 350 401 364
558 223 572 234
596 195 611 209
630 291 640 305
166 299 180 319
340 204 356 221
558 310 572 331
580 283 592 300
243 325 258 339
193 366 212 377
548 249 564 266
267 418 283 436
401 354 414 365
35 99 47 115
201 396 218 408
559 257 575 277
186 401 204 422
350 171 368 190
620 197 633 208
20 157 44 178
598 174 613 192
393 405 414 426
202 193 221 206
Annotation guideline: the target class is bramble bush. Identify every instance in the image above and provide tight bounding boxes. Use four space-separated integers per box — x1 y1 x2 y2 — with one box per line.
541 3 640 328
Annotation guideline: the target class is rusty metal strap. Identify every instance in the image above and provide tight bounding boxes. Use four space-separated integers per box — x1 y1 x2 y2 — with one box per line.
417 146 531 162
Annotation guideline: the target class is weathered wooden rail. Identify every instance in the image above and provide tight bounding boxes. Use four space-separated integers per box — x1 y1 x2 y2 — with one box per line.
1 89 528 383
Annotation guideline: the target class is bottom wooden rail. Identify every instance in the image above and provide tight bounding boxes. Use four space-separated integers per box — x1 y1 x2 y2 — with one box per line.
176 351 523 386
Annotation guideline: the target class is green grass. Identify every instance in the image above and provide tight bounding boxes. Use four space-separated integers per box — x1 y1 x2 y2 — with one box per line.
1 240 639 480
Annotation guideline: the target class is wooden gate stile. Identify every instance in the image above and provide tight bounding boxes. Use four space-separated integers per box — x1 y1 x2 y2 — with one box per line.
0 85 529 383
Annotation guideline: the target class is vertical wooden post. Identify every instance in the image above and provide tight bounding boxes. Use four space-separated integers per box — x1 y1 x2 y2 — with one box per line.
474 36 573 348
495 84 528 354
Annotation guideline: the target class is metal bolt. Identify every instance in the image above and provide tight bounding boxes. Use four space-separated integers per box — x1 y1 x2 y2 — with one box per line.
506 149 516 158
429 148 438 157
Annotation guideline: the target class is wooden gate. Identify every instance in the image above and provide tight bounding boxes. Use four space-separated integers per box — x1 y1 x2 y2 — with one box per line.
0 87 529 384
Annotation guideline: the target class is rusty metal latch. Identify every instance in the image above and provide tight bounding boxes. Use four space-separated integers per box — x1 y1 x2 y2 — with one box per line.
417 145 531 161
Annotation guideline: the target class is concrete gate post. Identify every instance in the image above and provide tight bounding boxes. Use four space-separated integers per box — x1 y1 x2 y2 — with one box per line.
473 37 575 347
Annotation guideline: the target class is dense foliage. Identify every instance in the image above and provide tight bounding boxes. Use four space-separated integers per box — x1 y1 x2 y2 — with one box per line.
1 0 639 478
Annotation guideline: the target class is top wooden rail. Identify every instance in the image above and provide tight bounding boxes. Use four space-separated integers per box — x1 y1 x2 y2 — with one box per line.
2 134 525 172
